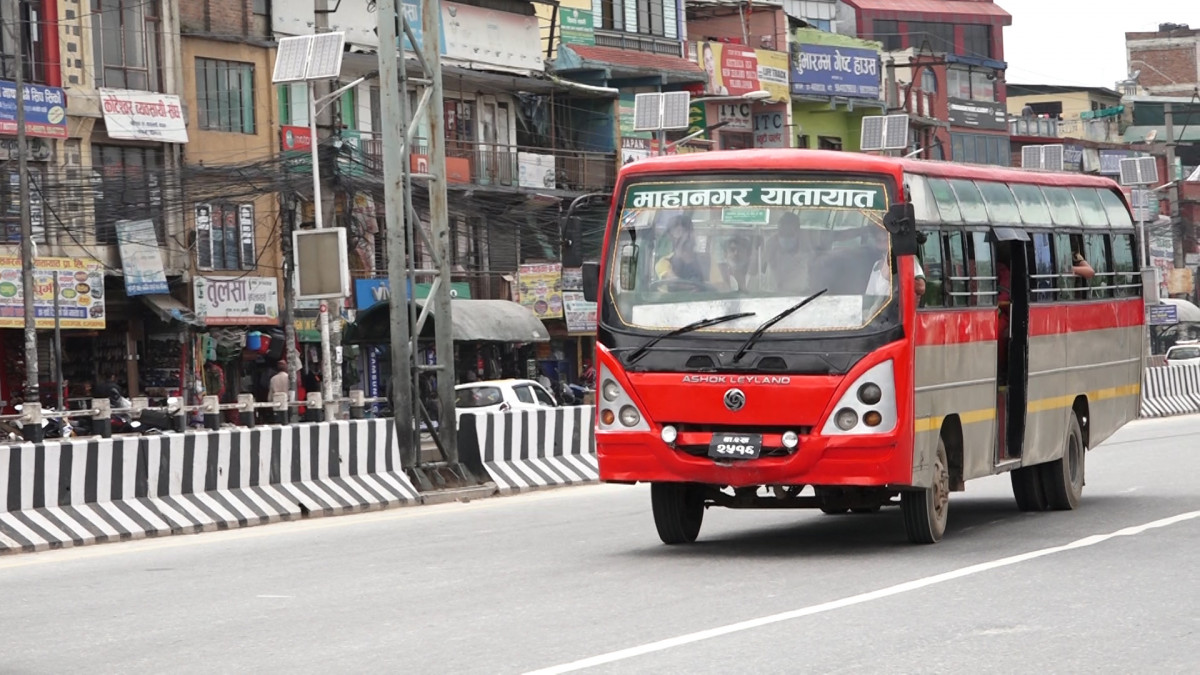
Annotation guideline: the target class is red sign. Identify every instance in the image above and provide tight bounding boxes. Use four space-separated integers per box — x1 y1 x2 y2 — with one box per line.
410 155 472 184
281 125 312 152
720 45 760 96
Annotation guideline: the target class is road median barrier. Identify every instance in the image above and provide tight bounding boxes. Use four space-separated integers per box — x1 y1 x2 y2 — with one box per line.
1139 364 1200 418
457 406 597 494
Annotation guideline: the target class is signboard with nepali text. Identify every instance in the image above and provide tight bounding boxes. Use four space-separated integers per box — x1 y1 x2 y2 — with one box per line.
115 219 169 296
0 81 67 139
193 276 279 326
518 263 564 319
622 181 889 211
0 257 106 329
99 89 189 143
789 43 881 99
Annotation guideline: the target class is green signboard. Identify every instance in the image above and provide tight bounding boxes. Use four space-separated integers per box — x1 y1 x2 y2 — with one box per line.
560 8 595 46
721 207 770 224
624 182 889 211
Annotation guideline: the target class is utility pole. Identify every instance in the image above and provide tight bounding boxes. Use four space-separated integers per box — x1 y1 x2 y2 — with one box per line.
377 0 462 481
377 0 416 467
281 195 300 420
1163 102 1183 268
13 2 40 432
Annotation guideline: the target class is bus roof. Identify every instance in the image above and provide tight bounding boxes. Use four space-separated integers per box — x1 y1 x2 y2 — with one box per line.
619 149 1122 191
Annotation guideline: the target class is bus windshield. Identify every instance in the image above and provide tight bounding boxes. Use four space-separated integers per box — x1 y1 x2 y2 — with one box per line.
606 177 898 334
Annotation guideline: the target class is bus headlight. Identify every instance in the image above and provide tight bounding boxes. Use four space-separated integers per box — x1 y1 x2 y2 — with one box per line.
602 379 621 402
835 408 859 431
661 425 678 444
781 430 799 449
597 364 650 432
619 406 641 427
821 360 897 436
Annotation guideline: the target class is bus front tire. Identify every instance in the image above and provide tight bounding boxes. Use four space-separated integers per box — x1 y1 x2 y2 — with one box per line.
651 482 704 545
1011 465 1048 512
1042 413 1085 510
902 439 949 544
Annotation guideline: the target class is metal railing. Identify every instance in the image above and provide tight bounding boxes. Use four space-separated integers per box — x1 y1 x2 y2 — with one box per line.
361 137 616 192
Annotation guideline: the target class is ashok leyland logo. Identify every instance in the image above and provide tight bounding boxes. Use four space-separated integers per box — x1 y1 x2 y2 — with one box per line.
724 388 746 412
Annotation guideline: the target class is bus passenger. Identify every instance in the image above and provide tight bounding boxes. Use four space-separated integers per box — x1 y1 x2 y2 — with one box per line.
654 214 707 285
718 235 753 291
1072 249 1095 279
764 212 822 294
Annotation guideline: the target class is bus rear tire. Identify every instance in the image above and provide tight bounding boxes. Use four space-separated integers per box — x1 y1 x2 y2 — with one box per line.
1011 466 1048 512
901 439 949 544
1042 413 1085 510
651 483 704 545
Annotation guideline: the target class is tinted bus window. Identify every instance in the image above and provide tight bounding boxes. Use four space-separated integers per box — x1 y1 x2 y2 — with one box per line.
1044 187 1082 226
977 181 1021 224
1054 233 1079 300
945 231 969 307
948 179 988 224
927 178 963 223
1011 183 1052 226
1098 189 1135 228
907 175 940 224
920 229 945 307
1071 188 1109 228
971 232 996 306
1085 234 1111 298
1031 233 1056 302
1111 233 1137 297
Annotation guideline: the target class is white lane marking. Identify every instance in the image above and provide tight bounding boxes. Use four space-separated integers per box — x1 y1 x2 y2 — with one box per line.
256 595 293 599
526 509 1200 675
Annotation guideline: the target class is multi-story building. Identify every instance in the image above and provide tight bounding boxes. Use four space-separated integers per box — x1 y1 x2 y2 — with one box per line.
1125 23 1200 98
836 0 1013 164
1006 84 1123 144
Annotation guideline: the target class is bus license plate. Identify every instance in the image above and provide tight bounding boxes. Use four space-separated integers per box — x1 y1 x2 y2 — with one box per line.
709 433 762 460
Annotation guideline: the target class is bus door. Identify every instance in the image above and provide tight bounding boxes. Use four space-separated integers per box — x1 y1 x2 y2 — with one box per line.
995 234 1031 464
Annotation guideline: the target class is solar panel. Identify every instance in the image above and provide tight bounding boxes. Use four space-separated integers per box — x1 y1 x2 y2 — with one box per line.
883 114 910 150
273 35 313 83
1119 156 1158 185
633 93 662 133
307 32 346 80
860 116 885 151
660 92 692 130
1021 145 1042 169
1041 144 1064 172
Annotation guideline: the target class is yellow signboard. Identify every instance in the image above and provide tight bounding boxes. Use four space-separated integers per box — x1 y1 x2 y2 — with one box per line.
0 257 107 329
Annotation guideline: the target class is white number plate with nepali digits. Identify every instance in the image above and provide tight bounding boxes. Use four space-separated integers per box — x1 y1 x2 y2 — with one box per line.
708 433 762 460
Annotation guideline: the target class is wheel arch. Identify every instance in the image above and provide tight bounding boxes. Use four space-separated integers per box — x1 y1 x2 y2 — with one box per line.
939 414 965 491
1072 395 1090 451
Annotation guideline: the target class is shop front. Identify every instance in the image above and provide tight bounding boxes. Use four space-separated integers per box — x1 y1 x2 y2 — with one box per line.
192 275 283 413
517 263 596 397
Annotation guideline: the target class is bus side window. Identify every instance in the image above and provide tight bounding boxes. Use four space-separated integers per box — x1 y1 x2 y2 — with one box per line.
945 231 969 307
1031 233 1056 302
919 230 944 307
970 232 996 307
1111 233 1137 297
1053 233 1078 301
1085 233 1112 299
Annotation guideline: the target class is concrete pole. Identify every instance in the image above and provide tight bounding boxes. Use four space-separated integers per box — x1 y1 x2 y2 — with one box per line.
421 0 459 462
378 0 417 467
13 5 41 435
1163 103 1183 268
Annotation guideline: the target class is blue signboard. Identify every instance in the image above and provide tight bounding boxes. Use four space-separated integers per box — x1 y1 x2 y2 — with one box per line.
1148 304 1179 326
0 81 67 139
355 278 472 310
789 44 881 99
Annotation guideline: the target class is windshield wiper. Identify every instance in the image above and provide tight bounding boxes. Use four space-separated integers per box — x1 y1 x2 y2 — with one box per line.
626 312 756 365
731 289 829 363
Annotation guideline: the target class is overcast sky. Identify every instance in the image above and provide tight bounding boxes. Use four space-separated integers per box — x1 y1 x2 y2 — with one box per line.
999 0 1200 89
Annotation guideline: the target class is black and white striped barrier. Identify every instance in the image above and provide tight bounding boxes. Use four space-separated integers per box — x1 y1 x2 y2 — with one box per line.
0 420 420 554
457 407 597 494
1140 364 1200 418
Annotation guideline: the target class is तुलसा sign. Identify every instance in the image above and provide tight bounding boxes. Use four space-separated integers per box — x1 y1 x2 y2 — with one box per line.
624 182 888 210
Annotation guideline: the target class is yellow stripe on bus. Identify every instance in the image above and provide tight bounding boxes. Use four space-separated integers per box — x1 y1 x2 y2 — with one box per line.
914 383 1141 434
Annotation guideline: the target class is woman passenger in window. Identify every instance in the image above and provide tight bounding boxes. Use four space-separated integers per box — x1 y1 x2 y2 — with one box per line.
654 214 708 286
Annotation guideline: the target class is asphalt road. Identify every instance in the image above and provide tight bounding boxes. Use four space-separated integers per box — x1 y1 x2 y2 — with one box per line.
3 415 1199 674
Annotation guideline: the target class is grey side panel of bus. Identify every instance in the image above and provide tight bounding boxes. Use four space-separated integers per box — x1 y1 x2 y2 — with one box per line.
913 338 998 486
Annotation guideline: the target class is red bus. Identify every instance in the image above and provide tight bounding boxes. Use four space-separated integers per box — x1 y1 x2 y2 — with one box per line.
578 150 1144 544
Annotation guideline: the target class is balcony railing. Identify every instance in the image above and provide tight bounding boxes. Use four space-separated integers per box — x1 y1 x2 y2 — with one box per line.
1009 116 1059 137
1008 116 1122 143
361 137 616 193
594 30 685 57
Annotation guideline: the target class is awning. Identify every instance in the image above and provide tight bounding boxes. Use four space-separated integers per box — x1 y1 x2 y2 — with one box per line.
554 44 707 85
140 294 203 327
1160 298 1200 323
841 0 1012 24
344 298 551 345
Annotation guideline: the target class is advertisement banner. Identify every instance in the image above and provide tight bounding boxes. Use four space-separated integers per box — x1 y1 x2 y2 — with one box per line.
699 42 759 96
754 110 788 148
99 89 189 143
789 43 881 99
518 263 564 319
755 50 791 102
0 81 67 139
559 8 595 46
0 257 106 329
563 291 596 334
517 152 556 189
115 220 169 296
193 276 280 325
442 1 543 72
621 137 652 166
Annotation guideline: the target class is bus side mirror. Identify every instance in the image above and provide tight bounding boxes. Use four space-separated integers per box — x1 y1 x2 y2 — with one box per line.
885 203 919 257
582 261 600 302
562 216 583 268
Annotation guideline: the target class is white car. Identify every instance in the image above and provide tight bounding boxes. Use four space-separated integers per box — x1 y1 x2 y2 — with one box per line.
455 379 558 413
1164 342 1200 367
